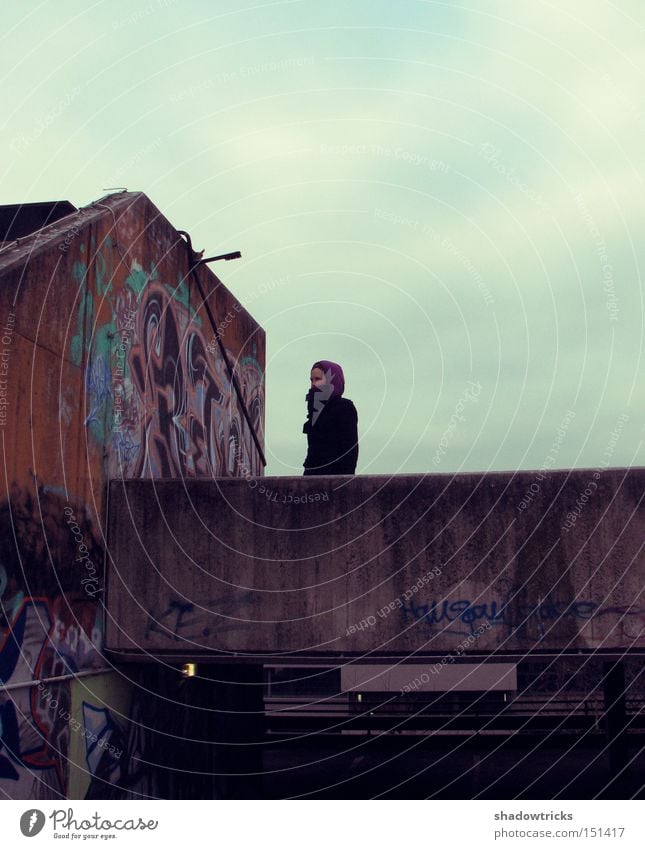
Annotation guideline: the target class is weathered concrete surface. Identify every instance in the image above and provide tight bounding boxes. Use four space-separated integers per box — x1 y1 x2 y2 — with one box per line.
106 470 645 659
0 190 265 799
340 663 517 692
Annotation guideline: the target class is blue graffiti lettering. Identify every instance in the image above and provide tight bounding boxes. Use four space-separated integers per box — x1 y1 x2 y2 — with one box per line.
84 355 112 425
403 594 603 639
402 598 507 634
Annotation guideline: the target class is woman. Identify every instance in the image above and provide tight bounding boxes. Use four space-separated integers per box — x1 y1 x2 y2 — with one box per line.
303 360 359 475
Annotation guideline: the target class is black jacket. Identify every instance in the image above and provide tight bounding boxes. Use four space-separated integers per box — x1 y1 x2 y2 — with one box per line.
303 396 358 475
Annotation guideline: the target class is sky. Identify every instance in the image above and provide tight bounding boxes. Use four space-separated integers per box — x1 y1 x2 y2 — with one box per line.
2 0 644 477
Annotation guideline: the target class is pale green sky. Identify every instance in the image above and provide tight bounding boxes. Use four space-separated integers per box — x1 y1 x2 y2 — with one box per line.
3 0 644 476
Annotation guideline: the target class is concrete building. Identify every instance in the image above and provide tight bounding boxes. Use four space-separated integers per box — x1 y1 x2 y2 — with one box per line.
0 192 264 798
106 470 645 798
0 192 643 799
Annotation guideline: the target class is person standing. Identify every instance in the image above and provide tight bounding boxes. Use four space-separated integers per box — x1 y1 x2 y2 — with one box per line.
303 360 358 475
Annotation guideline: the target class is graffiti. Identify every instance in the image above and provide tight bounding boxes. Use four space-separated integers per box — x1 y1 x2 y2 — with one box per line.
82 693 152 800
145 591 256 642
0 595 103 797
81 275 264 479
401 592 645 642
0 601 67 796
127 283 263 478
0 196 265 801
70 260 93 367
84 354 112 427
130 282 215 477
402 597 507 636
0 488 103 610
401 588 645 641
83 704 123 778
70 241 265 479
112 430 140 467
591 604 645 641
0 489 103 798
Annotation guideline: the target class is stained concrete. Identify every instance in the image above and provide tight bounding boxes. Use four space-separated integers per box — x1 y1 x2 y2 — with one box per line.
105 469 645 659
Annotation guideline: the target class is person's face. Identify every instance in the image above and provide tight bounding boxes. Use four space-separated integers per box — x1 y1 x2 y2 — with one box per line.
310 367 326 389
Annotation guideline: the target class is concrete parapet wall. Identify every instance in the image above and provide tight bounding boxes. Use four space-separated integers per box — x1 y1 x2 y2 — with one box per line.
106 470 645 659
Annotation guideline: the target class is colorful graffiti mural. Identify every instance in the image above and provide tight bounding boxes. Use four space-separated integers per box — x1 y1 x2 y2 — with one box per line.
121 280 263 479
0 595 103 797
0 489 103 797
74 237 265 480
0 192 266 799
72 210 266 475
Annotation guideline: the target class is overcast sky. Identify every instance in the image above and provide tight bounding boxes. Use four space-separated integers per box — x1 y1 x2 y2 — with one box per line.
3 0 644 477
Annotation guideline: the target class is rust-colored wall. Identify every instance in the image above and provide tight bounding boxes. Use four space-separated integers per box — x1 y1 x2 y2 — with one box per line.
0 192 265 798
